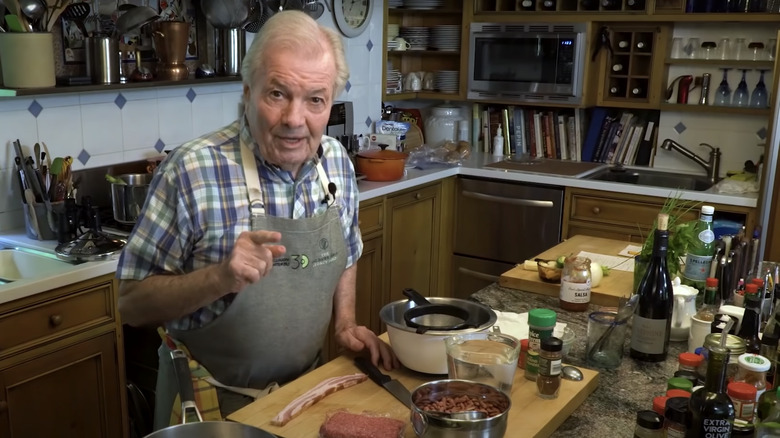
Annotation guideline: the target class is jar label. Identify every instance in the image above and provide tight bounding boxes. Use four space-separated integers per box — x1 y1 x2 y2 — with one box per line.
525 350 539 378
683 253 713 282
630 315 668 354
560 279 591 304
528 327 554 352
665 427 685 438
538 356 561 376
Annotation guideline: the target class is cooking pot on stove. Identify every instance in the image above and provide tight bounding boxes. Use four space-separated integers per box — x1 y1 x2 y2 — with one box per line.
379 289 497 374
111 173 153 224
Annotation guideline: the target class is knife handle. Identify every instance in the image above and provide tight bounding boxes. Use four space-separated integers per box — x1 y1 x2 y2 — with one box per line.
354 356 391 385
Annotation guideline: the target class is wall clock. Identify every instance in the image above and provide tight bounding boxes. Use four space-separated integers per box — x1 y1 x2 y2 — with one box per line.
333 0 374 38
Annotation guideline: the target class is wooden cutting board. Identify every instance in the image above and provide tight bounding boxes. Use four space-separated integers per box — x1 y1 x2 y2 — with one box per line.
228 336 599 438
499 235 637 307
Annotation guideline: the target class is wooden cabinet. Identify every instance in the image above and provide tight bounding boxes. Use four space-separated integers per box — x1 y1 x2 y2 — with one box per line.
562 187 757 243
0 274 127 438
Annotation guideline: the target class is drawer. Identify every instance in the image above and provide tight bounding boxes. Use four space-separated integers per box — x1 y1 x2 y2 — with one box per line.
358 200 383 236
568 194 697 230
0 283 114 353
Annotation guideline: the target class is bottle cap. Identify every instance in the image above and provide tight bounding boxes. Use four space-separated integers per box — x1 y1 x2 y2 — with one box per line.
664 397 689 424
541 336 563 352
667 377 693 392
702 205 715 215
737 353 771 372
706 277 719 288
666 388 692 398
746 283 759 294
728 381 758 400
520 339 529 351
636 410 663 430
528 308 557 327
752 278 765 287
652 396 668 416
679 352 704 367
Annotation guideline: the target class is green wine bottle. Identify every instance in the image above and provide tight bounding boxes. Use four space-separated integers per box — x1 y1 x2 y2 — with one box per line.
682 205 716 295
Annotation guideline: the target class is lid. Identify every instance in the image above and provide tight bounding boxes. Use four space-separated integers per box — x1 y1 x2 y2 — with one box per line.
666 388 692 398
679 352 704 367
752 278 765 287
746 283 759 294
728 381 758 399
706 277 719 288
737 353 771 372
541 336 562 352
673 370 699 386
704 333 746 355
55 229 126 262
664 397 689 423
520 339 529 351
635 410 663 430
528 308 557 327
652 396 668 416
431 105 461 117
667 377 693 392
356 147 408 161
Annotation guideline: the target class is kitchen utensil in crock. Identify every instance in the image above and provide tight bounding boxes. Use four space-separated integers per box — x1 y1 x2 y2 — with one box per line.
115 5 159 36
355 145 407 182
60 1 90 37
18 0 44 30
143 350 278 438
402 288 481 334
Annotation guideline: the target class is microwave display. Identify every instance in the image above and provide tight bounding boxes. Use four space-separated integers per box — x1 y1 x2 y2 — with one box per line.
468 23 586 104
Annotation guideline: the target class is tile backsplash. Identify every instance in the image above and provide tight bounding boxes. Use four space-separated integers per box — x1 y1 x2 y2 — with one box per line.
0 8 385 231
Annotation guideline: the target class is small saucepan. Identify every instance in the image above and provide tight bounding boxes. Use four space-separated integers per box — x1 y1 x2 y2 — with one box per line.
355 145 407 182
110 173 153 224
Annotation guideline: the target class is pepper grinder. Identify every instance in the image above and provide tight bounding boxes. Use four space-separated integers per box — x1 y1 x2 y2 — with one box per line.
699 73 712 105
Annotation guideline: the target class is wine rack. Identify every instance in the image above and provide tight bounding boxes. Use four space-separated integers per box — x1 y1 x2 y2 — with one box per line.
474 0 649 12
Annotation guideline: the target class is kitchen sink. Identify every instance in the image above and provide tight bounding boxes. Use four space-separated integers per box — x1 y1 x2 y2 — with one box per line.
584 167 713 192
0 248 76 283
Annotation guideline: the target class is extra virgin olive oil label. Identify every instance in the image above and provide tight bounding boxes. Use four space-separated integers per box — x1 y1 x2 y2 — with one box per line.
630 315 668 354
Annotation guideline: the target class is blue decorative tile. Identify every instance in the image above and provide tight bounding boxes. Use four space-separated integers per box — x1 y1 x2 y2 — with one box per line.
154 139 166 153
186 88 197 102
366 40 373 52
345 80 352 93
674 122 686 134
364 116 372 128
28 100 43 118
115 93 127 109
757 127 767 140
77 149 90 165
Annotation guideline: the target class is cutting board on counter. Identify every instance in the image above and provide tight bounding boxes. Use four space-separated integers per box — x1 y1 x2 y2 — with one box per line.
499 235 636 307
228 336 599 438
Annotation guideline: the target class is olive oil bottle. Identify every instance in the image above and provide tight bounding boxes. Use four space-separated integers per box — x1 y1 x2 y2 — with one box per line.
687 345 735 437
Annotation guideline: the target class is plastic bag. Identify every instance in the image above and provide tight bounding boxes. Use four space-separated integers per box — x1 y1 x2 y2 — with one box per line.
406 140 471 169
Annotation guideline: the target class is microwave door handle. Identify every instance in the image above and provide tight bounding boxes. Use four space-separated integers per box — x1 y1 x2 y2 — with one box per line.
461 190 554 208
458 267 500 283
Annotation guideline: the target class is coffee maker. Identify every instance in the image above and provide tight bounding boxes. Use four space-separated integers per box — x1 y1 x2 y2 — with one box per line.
326 102 354 139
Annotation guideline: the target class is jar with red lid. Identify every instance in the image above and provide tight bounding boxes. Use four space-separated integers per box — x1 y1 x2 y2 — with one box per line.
667 389 692 398
652 396 669 416
518 339 529 369
678 352 704 373
734 353 771 401
728 381 757 422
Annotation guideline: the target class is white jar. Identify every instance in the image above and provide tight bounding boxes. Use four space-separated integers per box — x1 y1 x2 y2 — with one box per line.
425 105 463 148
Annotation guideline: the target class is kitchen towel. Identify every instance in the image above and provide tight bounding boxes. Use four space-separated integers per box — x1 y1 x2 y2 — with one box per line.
494 310 567 341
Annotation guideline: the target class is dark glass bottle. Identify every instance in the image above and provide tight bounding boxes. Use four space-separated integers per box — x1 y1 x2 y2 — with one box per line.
580 0 599 9
520 0 537 10
687 345 735 437
542 0 557 10
630 214 673 362
626 0 646 9
737 292 762 354
601 0 622 9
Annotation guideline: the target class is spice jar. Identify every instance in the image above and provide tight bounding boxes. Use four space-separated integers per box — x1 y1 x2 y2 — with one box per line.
518 338 529 369
678 352 704 373
734 353 770 401
664 397 689 438
667 377 693 393
634 410 664 438
728 381 757 423
559 256 591 312
526 308 557 381
652 396 669 416
536 336 562 399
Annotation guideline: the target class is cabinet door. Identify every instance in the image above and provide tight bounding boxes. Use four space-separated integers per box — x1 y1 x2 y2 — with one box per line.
0 332 124 438
385 183 442 301
356 235 384 335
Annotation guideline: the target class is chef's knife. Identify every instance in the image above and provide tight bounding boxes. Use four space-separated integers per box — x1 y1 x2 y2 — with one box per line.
354 356 411 408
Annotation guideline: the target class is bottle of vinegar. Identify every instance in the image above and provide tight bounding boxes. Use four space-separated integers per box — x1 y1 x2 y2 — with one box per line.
630 213 673 362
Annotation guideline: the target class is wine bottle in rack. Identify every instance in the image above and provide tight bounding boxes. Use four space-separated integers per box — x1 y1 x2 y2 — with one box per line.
626 0 646 9
520 0 537 10
617 40 630 50
629 213 674 363
542 0 557 10
636 41 650 52
631 87 644 97
580 0 599 9
601 0 622 10
609 82 624 96
612 62 625 72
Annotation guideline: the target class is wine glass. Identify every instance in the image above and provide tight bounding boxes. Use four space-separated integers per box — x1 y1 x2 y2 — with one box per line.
731 69 750 107
713 68 732 106
750 69 769 108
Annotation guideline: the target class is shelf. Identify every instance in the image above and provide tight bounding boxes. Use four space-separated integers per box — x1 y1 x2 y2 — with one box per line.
659 102 770 115
384 91 461 101
389 7 462 14
469 12 780 22
388 50 461 56
0 76 242 98
664 58 774 69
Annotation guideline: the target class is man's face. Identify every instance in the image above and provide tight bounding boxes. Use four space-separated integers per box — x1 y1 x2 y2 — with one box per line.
243 45 336 175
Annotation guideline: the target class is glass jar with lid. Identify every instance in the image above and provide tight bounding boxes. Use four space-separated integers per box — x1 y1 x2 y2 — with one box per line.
734 353 771 402
704 333 747 381
424 104 464 148
559 256 591 312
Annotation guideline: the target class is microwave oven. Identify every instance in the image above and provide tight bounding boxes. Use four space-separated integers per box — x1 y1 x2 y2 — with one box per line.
468 23 587 105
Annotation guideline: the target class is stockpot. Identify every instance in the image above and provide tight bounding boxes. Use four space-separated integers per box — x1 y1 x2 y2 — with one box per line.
111 173 153 224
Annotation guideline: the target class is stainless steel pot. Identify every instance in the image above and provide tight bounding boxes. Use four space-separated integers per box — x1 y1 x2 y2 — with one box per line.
111 173 152 224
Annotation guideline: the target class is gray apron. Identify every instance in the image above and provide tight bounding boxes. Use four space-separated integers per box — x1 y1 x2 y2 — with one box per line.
153 137 347 428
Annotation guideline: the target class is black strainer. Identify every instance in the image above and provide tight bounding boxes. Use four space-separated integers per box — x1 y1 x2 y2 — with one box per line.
402 288 481 334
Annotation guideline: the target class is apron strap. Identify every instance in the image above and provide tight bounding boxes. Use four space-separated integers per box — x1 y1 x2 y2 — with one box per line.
239 141 265 217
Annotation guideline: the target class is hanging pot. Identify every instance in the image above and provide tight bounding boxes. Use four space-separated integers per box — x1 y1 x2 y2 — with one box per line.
355 146 407 182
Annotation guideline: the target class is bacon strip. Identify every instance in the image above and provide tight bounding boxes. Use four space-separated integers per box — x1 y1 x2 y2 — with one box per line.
271 373 368 426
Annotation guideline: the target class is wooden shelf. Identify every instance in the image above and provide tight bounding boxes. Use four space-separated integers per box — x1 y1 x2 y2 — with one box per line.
389 7 462 14
659 102 770 115
470 12 780 22
664 58 774 69
388 50 461 56
384 91 461 101
0 76 241 98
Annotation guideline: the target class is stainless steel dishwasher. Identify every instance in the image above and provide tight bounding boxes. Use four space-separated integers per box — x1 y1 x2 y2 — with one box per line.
452 177 564 299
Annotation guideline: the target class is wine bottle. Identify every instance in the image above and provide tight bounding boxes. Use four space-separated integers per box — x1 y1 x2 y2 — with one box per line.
609 83 623 96
635 41 650 51
687 344 735 437
617 40 630 50
738 289 762 354
630 213 673 362
627 0 646 9
580 0 599 9
521 0 536 10
601 0 622 10
612 63 625 72
682 205 716 294
542 0 556 9
631 87 644 96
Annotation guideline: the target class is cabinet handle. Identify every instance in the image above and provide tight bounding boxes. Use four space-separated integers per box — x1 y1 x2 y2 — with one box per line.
414 193 421 200
592 206 601 215
461 190 554 208
50 314 63 327
0 401 7 412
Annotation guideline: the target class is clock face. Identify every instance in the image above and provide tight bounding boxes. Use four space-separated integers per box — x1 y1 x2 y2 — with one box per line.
334 0 373 38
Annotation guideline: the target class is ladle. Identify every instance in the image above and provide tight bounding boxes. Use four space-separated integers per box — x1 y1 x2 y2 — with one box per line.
18 0 44 30
587 293 639 360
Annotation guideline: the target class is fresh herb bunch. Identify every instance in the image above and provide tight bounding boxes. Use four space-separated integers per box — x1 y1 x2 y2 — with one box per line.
639 193 700 279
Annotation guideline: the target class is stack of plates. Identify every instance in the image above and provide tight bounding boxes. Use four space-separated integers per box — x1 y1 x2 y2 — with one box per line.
434 70 459 94
431 25 461 52
386 68 402 94
389 0 403 7
404 0 443 9
400 26 430 51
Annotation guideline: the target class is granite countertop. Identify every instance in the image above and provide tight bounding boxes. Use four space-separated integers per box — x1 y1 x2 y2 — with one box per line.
472 284 687 438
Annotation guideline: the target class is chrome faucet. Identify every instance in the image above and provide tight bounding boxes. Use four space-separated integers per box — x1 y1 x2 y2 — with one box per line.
659 139 721 185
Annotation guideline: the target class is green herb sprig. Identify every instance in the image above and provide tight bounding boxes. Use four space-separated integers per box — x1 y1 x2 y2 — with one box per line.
638 192 700 279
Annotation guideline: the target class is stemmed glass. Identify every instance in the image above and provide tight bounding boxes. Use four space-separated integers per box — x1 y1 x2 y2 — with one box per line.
713 68 732 106
750 69 769 108
732 69 750 107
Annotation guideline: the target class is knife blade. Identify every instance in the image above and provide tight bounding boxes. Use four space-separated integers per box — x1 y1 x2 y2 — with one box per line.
353 356 411 408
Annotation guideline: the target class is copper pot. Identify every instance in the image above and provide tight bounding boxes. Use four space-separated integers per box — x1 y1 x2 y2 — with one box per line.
356 147 407 181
